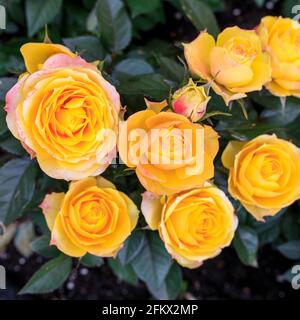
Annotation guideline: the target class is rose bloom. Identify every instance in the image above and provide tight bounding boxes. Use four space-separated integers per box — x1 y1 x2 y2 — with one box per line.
118 109 219 195
257 16 300 98
184 27 272 105
222 135 300 221
5 43 120 180
40 177 139 257
141 184 237 268
172 78 210 122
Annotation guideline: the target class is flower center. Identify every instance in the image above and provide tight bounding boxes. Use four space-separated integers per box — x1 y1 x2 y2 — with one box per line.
261 157 281 181
55 105 86 134
226 38 257 64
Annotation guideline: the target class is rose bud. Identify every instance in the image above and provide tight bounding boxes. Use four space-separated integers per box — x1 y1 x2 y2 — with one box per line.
172 79 210 122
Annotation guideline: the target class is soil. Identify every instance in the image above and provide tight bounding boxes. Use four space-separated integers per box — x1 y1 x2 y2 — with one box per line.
0 244 299 300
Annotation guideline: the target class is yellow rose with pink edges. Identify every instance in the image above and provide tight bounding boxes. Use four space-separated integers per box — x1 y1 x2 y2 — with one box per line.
5 43 120 180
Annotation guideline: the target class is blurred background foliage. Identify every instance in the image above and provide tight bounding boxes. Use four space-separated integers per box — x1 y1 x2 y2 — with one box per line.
0 0 300 299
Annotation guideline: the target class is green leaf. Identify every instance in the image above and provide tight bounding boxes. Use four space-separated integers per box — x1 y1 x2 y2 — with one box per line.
96 0 132 53
277 240 300 260
0 159 37 225
234 205 248 224
0 77 17 101
236 99 248 120
86 7 99 33
249 91 282 109
0 103 7 137
201 111 232 121
156 56 186 85
128 0 161 17
234 225 259 267
118 230 145 265
118 74 172 101
255 215 282 244
147 263 183 300
131 231 173 288
282 0 300 18
282 213 300 241
63 36 106 61
112 165 135 180
133 8 165 32
180 0 219 37
260 97 300 126
26 0 63 37
113 58 154 81
80 253 104 267
30 235 60 259
108 258 138 286
19 254 72 294
285 116 300 145
0 133 27 155
203 0 225 11
255 0 265 7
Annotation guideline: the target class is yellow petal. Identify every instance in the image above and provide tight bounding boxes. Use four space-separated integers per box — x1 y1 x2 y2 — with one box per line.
242 202 280 221
222 140 247 169
141 191 163 230
183 31 215 80
211 81 246 106
144 98 168 114
230 53 272 93
203 124 219 159
40 192 65 231
210 47 254 87
217 26 262 50
164 242 204 269
20 43 75 73
51 214 86 257
96 176 116 189
265 80 293 97
119 192 139 231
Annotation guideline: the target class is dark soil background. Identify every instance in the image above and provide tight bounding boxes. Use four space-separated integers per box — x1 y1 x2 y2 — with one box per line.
1 244 299 300
1 0 299 300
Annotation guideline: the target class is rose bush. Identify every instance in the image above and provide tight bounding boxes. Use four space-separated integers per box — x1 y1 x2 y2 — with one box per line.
0 0 300 300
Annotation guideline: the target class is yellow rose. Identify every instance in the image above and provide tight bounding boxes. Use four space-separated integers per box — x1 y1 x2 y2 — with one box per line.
118 109 219 195
40 177 139 257
222 135 300 221
141 184 237 268
172 79 210 122
184 27 272 105
257 16 300 98
5 43 120 180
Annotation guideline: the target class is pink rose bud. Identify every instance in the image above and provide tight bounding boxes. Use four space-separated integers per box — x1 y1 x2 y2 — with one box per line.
172 79 210 122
